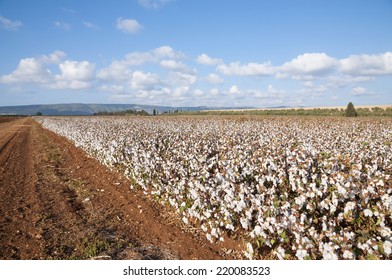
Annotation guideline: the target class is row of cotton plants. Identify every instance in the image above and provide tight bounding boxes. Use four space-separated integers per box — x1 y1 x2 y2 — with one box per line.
37 116 392 260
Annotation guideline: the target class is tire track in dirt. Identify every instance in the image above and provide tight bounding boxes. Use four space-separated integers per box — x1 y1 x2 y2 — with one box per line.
0 118 241 259
0 118 42 259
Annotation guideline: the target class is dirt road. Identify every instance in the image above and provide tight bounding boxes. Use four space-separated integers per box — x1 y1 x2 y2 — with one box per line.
0 118 240 259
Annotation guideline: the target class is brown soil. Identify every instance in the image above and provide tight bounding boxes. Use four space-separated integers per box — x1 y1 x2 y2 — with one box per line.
0 117 242 260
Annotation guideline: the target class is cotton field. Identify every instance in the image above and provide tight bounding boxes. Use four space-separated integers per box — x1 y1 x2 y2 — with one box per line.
37 116 392 260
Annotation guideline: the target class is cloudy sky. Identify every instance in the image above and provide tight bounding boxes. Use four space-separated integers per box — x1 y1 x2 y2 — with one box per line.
1 0 391 107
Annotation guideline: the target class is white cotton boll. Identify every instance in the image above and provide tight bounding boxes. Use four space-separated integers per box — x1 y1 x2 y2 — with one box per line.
343 250 354 259
383 241 391 256
225 223 235 231
295 249 308 260
189 188 198 199
320 200 329 210
211 227 218 238
337 184 347 196
182 216 189 224
275 246 285 260
364 209 373 217
246 243 254 259
254 225 262 236
344 201 356 213
240 217 250 230
323 251 339 260
380 226 391 237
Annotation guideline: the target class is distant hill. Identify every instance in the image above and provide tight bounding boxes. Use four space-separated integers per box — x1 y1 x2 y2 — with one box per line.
0 103 254 116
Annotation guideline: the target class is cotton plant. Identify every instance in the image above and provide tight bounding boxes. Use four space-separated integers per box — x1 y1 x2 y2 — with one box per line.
37 116 392 259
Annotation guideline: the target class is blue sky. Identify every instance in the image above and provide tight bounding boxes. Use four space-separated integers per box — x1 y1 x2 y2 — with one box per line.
1 0 391 107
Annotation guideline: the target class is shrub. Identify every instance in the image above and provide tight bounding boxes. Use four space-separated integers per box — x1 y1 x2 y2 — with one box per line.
345 102 357 117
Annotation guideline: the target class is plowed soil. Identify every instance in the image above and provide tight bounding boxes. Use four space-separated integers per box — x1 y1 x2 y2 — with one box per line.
0 117 241 260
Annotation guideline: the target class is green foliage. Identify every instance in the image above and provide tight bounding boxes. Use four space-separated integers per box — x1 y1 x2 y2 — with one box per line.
345 102 358 117
94 109 149 116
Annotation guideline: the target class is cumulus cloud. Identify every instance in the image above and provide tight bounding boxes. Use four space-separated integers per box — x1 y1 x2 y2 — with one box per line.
0 51 66 84
0 57 52 84
160 59 187 70
40 50 66 64
97 60 132 82
193 89 204 97
56 60 95 81
210 88 219 96
218 61 275 76
327 75 374 88
138 0 173 9
279 53 338 76
351 86 376 97
116 18 143 34
0 15 22 30
0 51 96 90
229 85 240 95
131 71 161 90
53 60 96 89
124 46 184 65
205 73 224 84
340 52 392 75
172 86 190 97
196 53 223 66
169 71 197 86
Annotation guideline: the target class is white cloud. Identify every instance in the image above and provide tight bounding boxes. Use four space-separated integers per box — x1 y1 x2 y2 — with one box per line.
97 60 131 81
99 84 125 93
327 75 374 88
40 50 66 64
172 86 190 97
351 86 367 95
196 53 223 66
138 0 173 9
160 59 187 70
124 46 184 65
97 46 185 84
116 18 143 34
54 21 71 30
229 85 240 94
210 88 219 96
193 89 204 97
0 57 52 84
56 60 95 81
0 51 67 84
340 52 392 75
205 73 224 84
218 61 274 76
131 71 161 90
169 71 197 86
83 21 100 30
53 60 96 89
250 85 287 103
280 53 337 76
0 51 97 90
351 86 376 97
0 15 22 31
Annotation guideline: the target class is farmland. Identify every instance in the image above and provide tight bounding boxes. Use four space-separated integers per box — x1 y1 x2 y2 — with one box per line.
0 117 227 260
37 115 392 260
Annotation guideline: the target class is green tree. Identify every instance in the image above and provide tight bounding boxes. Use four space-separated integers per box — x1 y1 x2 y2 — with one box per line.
345 102 357 117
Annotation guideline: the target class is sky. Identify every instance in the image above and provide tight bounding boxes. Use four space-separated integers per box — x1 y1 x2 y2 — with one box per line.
0 0 391 108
